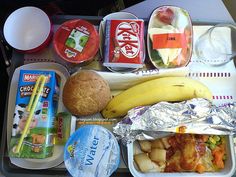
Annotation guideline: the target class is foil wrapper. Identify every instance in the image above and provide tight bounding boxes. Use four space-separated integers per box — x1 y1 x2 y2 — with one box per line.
113 98 236 143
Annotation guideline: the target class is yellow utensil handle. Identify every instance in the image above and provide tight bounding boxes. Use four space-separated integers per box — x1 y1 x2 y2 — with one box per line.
27 75 42 112
15 75 46 154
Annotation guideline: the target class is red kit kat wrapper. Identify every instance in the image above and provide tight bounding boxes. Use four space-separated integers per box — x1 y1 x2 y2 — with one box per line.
103 19 144 69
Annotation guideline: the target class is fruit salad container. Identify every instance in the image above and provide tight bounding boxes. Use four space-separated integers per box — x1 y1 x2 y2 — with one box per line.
128 135 236 177
147 5 193 69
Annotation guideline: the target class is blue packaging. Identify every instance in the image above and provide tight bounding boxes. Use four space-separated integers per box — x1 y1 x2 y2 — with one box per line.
64 125 120 177
9 70 59 158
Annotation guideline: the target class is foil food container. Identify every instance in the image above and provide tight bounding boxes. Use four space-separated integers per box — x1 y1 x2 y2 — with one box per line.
127 136 235 177
112 98 236 177
113 98 236 143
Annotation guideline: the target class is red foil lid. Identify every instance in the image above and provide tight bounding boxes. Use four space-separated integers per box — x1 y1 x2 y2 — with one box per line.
53 19 99 64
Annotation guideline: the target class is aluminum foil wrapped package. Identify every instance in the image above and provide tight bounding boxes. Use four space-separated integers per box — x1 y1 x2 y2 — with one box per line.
113 98 236 143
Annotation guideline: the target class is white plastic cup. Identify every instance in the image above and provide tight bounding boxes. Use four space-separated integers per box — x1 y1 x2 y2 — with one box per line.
3 6 52 53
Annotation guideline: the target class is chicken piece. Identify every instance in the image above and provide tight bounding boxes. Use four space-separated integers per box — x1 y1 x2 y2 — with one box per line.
165 134 201 172
165 150 182 172
179 134 199 170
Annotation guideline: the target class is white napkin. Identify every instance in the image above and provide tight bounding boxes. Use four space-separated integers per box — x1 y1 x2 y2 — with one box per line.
96 67 189 90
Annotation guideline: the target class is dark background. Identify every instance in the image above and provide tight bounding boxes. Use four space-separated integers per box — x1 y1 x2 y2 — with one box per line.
0 0 144 26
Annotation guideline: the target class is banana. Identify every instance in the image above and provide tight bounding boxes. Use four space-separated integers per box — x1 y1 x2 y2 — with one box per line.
102 77 212 119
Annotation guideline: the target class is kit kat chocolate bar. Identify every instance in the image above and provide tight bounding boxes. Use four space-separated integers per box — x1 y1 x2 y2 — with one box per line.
103 19 145 69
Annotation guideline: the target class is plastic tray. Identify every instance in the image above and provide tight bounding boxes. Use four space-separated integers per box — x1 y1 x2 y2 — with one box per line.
1 15 236 177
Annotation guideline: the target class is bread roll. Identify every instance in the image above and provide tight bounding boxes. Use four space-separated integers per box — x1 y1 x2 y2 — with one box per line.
63 70 111 116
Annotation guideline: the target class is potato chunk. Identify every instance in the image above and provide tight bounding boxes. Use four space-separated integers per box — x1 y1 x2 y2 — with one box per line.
138 140 152 153
161 137 171 149
134 153 161 172
149 148 167 163
133 141 143 155
151 139 165 149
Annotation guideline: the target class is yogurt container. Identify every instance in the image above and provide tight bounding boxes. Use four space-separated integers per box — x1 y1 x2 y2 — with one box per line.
64 125 120 177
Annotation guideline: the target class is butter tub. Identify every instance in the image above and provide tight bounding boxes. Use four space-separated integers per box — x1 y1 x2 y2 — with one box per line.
128 135 236 177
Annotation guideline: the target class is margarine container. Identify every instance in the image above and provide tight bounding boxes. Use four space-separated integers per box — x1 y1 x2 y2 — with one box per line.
127 135 236 177
53 19 99 64
147 6 193 69
64 125 120 177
